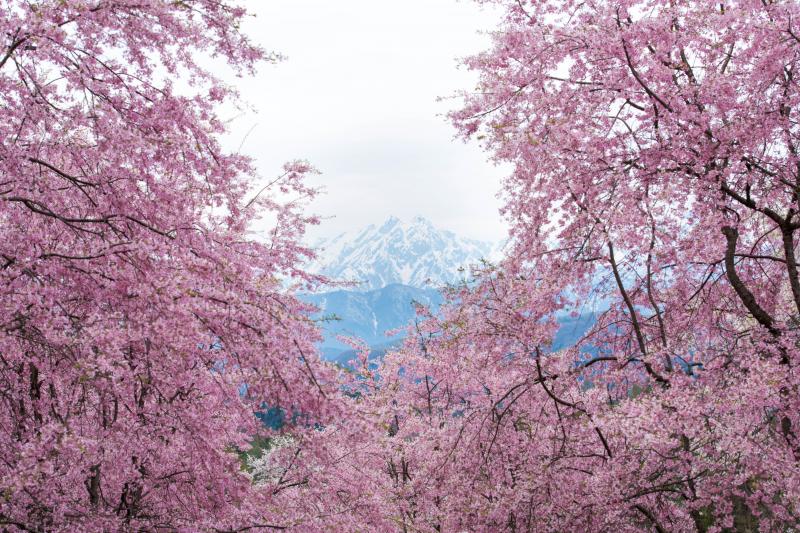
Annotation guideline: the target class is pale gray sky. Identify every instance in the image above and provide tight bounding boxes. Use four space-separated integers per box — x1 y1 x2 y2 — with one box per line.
228 0 508 242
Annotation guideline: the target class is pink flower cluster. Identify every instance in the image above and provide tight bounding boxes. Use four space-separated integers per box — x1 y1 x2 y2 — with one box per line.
0 1 338 530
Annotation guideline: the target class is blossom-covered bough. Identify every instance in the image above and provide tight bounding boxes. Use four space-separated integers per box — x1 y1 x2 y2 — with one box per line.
275 1 800 531
0 1 341 531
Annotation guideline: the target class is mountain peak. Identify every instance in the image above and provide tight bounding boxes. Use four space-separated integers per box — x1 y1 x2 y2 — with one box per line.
310 216 499 290
379 216 401 233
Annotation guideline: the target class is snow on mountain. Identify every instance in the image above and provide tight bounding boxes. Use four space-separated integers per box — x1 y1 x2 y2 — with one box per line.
309 216 500 290
299 217 591 365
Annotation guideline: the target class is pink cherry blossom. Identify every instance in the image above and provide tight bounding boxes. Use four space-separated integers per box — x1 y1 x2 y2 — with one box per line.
0 1 340 530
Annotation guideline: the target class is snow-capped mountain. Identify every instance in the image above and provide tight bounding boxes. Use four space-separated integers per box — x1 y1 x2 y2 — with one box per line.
300 217 591 365
310 216 500 290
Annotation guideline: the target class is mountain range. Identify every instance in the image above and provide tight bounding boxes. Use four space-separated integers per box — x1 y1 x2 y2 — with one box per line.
309 216 500 291
301 217 495 363
302 216 592 365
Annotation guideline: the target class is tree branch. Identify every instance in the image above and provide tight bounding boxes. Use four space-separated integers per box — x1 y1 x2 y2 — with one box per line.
622 39 674 112
721 226 780 336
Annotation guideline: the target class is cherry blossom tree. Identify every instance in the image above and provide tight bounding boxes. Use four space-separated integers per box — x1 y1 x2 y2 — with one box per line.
404 0 800 530
0 1 339 530
279 1 800 531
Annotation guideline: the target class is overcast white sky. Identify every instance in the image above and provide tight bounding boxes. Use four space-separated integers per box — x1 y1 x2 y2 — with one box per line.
226 0 508 242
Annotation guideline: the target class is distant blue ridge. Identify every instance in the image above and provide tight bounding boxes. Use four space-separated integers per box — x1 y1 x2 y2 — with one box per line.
300 283 443 360
299 283 597 368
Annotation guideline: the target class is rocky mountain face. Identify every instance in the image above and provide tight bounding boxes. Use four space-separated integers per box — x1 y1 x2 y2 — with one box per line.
309 216 499 291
